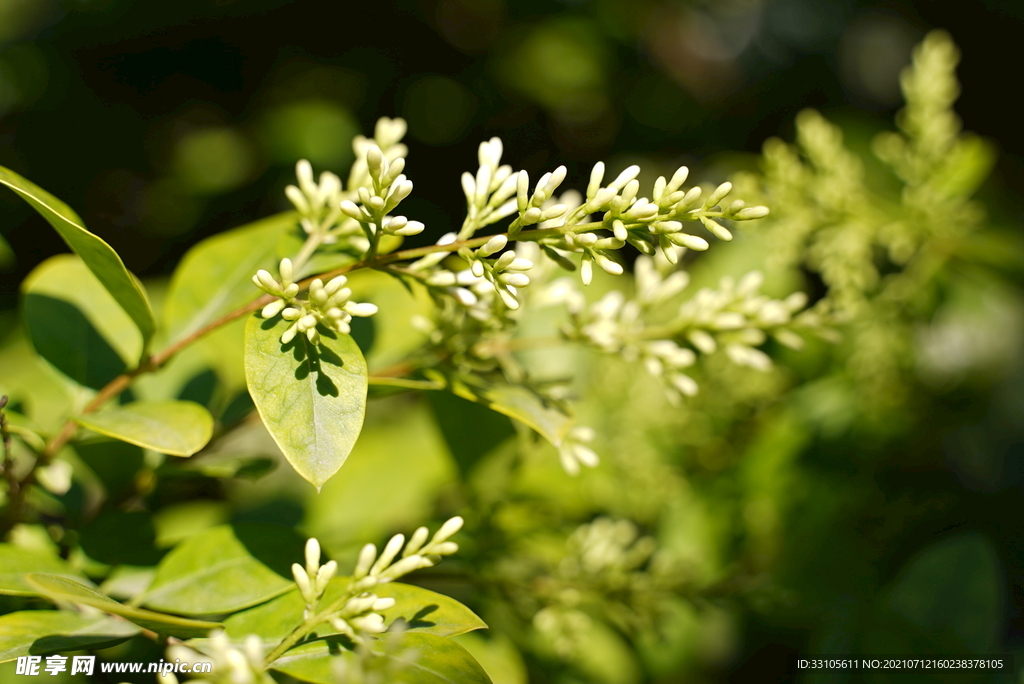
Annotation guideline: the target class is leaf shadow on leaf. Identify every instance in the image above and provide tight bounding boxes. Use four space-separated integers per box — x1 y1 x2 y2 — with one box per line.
24 293 126 389
401 604 439 631
268 321 348 399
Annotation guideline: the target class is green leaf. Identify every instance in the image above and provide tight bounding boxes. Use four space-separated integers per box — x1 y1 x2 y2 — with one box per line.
0 164 155 350
142 523 305 616
448 378 572 448
0 611 140 662
74 400 214 457
244 315 368 489
203 580 485 649
22 255 142 389
24 574 220 638
374 583 487 637
0 544 89 596
164 212 296 343
270 633 493 684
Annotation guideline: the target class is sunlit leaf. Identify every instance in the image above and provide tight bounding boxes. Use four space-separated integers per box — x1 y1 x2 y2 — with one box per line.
244 315 367 489
270 633 492 684
24 574 220 638
142 523 304 616
74 400 214 457
164 212 296 343
0 164 155 350
0 611 140 662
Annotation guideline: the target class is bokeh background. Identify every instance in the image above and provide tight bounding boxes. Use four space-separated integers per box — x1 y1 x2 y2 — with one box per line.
1 1 1023 683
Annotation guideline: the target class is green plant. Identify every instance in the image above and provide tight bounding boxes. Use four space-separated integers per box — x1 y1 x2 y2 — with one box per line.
0 29 1011 684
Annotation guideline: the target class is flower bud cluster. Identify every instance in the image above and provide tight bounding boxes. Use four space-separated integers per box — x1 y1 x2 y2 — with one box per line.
167 631 272 684
460 138 520 232
286 160 344 241
557 258 826 404
327 517 464 640
292 537 339 618
253 258 378 345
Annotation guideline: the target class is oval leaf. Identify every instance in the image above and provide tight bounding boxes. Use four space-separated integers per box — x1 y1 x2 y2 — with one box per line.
24 574 220 639
0 164 155 350
0 611 140 662
244 315 368 489
164 212 296 343
74 400 214 457
142 523 305 616
270 633 492 684
0 544 89 596
22 255 142 389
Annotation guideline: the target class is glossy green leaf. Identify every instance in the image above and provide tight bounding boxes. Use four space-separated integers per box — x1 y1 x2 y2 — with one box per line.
142 523 304 615
0 544 89 596
270 633 492 684
374 583 487 637
0 164 155 349
204 580 485 649
0 611 140 662
244 315 368 489
74 400 214 457
24 574 221 638
164 211 296 343
22 255 143 389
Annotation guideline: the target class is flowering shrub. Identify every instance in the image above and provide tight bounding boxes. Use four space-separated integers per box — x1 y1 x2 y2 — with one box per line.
0 31 1011 683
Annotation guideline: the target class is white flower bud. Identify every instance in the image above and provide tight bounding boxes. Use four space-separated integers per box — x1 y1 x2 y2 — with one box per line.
493 250 516 270
580 257 594 286
340 200 363 220
262 300 286 318
595 255 623 275
734 205 770 220
434 517 466 542
610 164 640 189
344 302 378 317
668 233 709 251
498 287 520 309
394 220 424 236
404 527 430 557
516 170 529 212
354 543 376 579
304 538 321 577
705 181 732 208
371 534 406 576
701 217 733 241
316 560 338 593
668 166 689 192
587 161 605 199
351 613 386 634
292 563 314 602
471 260 485 278
501 273 530 288
507 258 533 271
372 597 396 611
285 185 310 214
478 234 508 257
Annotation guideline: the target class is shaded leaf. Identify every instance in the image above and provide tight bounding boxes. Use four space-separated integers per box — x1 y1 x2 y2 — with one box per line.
0 164 155 349
79 510 161 566
244 315 367 489
24 574 220 638
0 544 88 596
0 611 139 662
74 400 214 457
270 633 492 684
164 212 296 343
142 523 304 616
